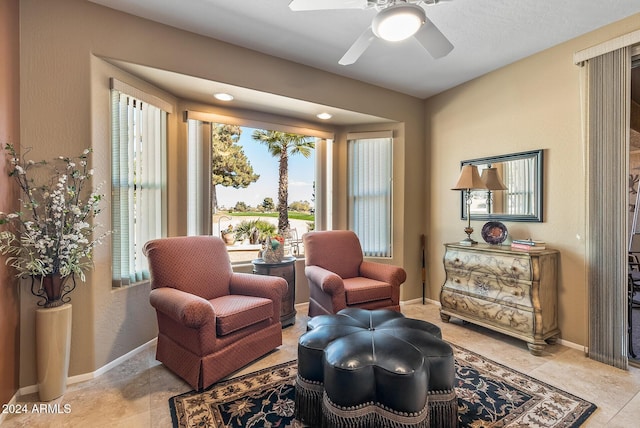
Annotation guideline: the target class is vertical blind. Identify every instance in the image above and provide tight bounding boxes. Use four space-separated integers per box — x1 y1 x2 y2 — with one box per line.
111 89 167 287
348 134 392 257
584 47 630 369
504 158 534 215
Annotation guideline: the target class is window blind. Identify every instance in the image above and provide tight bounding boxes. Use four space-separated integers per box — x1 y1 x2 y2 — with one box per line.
504 158 534 215
348 134 392 257
111 89 167 287
584 47 630 369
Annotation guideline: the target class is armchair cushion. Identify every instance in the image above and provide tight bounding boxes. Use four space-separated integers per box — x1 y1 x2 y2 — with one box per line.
210 295 273 336
343 277 392 305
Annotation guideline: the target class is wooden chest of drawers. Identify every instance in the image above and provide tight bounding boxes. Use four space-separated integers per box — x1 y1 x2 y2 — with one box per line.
440 243 560 355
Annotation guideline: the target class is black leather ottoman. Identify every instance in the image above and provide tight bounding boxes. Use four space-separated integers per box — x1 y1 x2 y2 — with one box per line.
295 308 457 428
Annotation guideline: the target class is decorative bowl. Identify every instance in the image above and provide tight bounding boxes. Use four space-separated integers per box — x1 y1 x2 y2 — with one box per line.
481 221 508 245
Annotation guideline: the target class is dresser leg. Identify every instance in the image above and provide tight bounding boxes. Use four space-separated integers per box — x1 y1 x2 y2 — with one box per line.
440 312 451 322
546 334 559 345
527 342 546 356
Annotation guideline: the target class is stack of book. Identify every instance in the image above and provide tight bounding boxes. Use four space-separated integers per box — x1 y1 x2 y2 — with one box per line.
511 239 546 251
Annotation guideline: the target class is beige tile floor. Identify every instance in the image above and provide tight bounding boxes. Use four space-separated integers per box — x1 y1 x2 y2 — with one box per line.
4 301 640 427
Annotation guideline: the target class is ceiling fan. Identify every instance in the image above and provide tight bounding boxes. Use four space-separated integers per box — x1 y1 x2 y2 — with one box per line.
288 0 454 65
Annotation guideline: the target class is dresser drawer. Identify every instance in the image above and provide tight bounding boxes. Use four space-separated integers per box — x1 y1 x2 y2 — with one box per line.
444 247 533 282
440 289 534 335
444 270 532 310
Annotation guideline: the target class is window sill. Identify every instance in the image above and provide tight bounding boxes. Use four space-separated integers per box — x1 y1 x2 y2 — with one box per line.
112 279 150 290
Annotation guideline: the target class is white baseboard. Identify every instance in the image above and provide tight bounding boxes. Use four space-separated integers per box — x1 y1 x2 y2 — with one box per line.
400 297 429 306
556 338 587 352
17 338 157 399
294 301 309 310
17 383 38 396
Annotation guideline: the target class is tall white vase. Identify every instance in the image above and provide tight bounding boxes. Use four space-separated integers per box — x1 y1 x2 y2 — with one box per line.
36 303 72 401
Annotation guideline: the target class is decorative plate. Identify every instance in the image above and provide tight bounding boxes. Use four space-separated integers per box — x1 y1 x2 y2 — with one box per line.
481 221 508 245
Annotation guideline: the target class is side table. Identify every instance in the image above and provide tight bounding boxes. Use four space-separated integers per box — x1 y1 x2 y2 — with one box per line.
252 256 296 327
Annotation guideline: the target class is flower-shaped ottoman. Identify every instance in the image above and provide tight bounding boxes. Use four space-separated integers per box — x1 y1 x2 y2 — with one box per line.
295 308 457 428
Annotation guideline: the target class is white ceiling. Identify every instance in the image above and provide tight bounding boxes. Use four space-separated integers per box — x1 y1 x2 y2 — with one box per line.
89 0 640 123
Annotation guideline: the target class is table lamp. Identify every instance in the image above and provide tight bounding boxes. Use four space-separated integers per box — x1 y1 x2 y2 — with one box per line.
452 164 488 245
480 166 507 213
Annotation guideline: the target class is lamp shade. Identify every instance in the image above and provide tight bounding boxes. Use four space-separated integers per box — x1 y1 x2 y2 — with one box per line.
452 164 487 190
480 167 507 190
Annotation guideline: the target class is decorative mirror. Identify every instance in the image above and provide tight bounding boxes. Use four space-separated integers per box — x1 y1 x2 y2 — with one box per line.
460 150 543 222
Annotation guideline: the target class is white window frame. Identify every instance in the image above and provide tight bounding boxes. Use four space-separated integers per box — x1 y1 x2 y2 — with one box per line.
187 119 212 236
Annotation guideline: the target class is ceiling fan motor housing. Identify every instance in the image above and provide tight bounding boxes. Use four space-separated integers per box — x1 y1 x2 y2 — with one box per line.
369 0 439 9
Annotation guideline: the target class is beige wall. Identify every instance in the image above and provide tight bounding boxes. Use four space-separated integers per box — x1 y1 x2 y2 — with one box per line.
17 0 425 386
0 0 20 406
425 13 640 346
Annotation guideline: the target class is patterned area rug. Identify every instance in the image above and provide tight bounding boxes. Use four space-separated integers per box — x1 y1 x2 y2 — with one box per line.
169 344 596 428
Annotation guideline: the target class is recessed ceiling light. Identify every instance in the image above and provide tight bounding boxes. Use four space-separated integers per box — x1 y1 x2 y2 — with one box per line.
317 112 332 120
214 92 234 101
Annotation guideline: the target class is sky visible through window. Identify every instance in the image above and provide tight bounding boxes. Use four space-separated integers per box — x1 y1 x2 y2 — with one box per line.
215 127 315 210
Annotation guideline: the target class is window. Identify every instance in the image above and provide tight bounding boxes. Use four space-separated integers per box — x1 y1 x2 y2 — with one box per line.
503 158 535 215
185 112 329 264
348 132 392 257
111 79 168 287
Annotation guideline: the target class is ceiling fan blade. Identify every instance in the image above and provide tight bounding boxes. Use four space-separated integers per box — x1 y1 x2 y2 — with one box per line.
414 17 454 59
338 26 376 65
288 0 368 11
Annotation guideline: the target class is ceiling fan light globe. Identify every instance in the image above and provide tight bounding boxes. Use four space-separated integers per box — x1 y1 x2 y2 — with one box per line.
372 4 425 42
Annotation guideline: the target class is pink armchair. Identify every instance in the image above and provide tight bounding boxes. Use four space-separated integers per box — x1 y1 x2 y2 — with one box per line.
302 230 407 317
143 235 287 390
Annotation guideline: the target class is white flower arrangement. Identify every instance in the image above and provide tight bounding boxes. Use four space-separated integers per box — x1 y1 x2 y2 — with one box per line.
0 144 110 284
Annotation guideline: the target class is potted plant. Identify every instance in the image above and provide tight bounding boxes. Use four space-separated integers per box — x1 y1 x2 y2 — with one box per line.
0 144 109 307
233 219 258 244
0 144 109 401
221 224 236 245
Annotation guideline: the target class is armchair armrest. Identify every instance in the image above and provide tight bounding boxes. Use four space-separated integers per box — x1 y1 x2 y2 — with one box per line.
305 265 345 295
229 272 287 302
229 273 286 322
149 287 214 329
360 261 407 287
